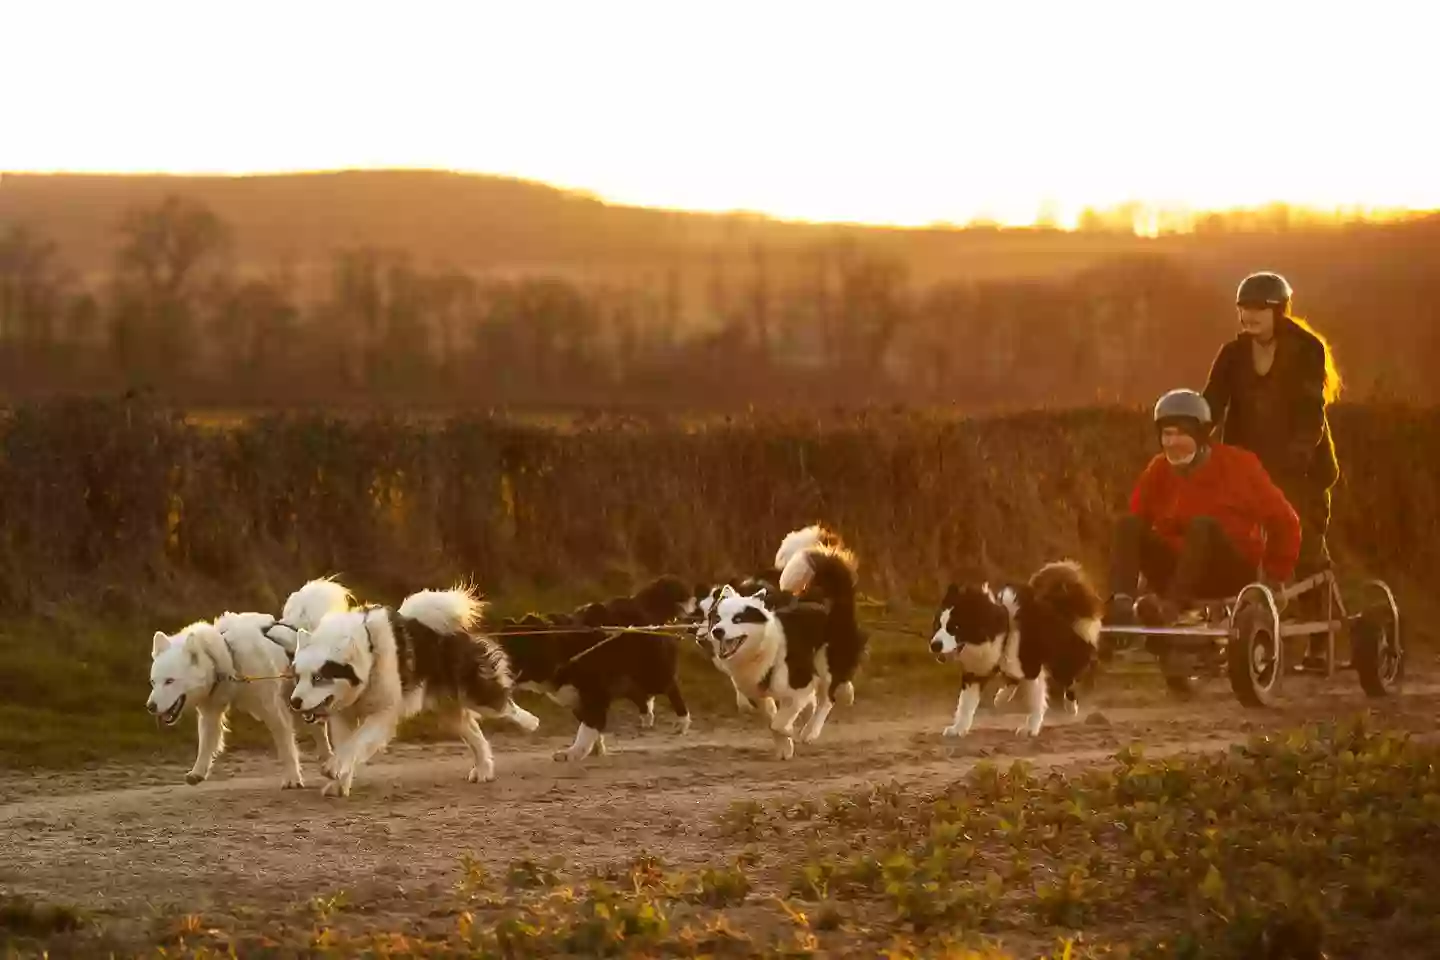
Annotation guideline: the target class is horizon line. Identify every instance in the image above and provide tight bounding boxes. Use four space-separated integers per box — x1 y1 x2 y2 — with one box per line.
3 165 1439 235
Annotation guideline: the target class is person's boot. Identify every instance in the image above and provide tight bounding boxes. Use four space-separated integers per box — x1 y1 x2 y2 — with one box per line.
1106 594 1137 626
1135 593 1181 627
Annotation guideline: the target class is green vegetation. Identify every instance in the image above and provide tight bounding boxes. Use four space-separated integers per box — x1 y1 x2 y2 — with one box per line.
13 717 1437 958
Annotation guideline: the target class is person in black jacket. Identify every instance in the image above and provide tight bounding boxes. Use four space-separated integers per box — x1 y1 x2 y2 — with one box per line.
1202 271 1342 664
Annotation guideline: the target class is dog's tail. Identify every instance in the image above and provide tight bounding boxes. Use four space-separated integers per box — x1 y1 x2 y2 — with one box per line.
1029 560 1104 648
399 584 485 635
282 577 355 633
774 524 843 574
779 543 858 599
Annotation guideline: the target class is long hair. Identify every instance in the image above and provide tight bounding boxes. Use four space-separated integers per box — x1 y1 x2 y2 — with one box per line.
1281 309 1343 404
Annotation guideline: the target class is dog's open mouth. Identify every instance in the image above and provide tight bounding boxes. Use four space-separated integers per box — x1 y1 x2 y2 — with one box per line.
716 635 746 660
297 695 334 724
158 696 185 727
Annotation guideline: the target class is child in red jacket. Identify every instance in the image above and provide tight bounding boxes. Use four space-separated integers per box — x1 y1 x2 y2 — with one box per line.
1108 389 1302 627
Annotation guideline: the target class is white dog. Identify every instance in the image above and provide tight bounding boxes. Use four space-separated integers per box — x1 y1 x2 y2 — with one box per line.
289 585 540 798
145 578 353 788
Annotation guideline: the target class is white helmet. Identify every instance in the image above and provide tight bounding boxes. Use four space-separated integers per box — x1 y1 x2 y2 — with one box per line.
1153 389 1212 427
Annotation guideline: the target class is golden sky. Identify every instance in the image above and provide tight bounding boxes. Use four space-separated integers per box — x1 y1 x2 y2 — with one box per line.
4 0 1437 227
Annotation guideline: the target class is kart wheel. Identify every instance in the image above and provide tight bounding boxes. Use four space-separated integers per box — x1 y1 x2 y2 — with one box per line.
1228 598 1282 708
1352 580 1402 698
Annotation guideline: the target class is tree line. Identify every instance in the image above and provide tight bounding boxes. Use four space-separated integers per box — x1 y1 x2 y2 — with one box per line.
1 194 1436 411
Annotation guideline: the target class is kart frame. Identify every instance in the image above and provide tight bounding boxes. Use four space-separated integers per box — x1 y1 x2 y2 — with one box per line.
1097 567 1403 706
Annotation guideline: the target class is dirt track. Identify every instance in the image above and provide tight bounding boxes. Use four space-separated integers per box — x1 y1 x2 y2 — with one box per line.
3 670 1438 952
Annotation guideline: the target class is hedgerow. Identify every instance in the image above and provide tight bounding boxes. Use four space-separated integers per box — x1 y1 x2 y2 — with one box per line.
2 399 1436 620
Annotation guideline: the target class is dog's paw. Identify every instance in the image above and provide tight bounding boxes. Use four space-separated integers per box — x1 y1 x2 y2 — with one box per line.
1015 723 1043 738
281 777 305 790
834 681 855 707
321 779 351 798
467 762 497 784
735 691 754 713
639 712 656 730
773 736 795 760
552 749 579 763
673 715 692 736
1065 698 1080 716
320 761 338 780
799 723 824 744
184 772 206 786
942 723 970 738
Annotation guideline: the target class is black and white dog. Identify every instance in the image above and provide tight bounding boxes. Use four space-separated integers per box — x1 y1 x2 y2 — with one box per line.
288 586 540 797
706 543 866 758
929 560 1102 739
692 523 851 714
495 609 691 763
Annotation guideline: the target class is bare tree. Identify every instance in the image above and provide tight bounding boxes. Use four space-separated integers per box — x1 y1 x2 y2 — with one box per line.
111 195 232 385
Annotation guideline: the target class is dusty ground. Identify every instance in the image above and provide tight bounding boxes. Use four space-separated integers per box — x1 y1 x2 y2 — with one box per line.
3 666 1437 956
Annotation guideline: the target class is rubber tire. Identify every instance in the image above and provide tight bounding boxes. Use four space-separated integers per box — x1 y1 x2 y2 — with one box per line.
1228 600 1282 708
1352 609 1403 698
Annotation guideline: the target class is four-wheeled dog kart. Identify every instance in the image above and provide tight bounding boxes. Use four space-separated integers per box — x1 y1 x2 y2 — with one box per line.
1097 567 1403 706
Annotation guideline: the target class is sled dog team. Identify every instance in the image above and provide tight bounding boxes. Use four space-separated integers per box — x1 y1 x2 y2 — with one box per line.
147 524 1104 797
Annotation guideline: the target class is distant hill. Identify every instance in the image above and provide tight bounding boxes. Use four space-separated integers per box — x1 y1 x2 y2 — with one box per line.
6 169 1438 293
0 169 1159 288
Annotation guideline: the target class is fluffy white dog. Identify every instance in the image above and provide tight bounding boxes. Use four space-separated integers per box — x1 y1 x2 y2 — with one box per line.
145 578 352 787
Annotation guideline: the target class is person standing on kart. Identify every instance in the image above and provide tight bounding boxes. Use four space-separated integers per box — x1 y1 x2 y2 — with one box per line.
1106 389 1302 628
1202 272 1342 663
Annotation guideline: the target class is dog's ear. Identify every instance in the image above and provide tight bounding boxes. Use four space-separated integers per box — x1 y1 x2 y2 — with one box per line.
151 630 170 658
718 584 736 600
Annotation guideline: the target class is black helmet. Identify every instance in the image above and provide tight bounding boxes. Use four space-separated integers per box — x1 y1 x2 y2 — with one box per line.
1153 389 1212 430
1236 272 1292 307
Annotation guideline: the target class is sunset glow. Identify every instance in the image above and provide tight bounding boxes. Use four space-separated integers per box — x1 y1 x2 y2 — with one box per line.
4 0 1438 227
